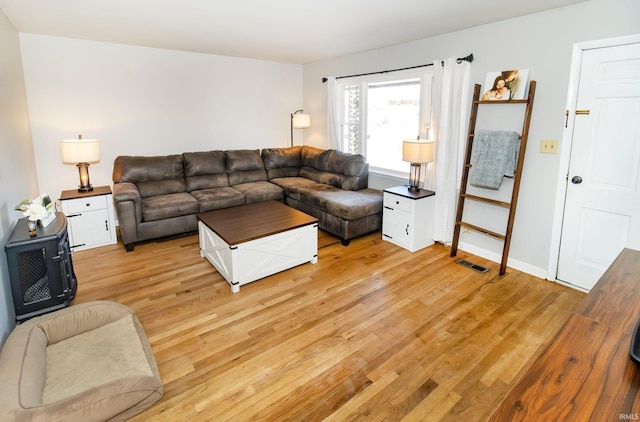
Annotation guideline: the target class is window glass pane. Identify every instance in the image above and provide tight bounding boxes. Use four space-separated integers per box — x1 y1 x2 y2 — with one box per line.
366 79 420 172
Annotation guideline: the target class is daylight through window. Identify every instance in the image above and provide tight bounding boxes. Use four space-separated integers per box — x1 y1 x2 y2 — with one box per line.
337 69 432 176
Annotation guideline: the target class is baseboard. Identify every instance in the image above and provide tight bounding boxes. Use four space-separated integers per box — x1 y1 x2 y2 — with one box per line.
456 243 587 293
457 241 547 279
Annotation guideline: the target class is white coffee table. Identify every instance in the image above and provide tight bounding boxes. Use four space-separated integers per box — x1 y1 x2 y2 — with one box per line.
197 200 318 293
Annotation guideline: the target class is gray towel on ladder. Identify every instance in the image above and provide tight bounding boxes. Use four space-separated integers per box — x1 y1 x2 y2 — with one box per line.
469 130 520 189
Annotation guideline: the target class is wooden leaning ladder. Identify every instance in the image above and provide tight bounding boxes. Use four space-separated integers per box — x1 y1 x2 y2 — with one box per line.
450 80 536 275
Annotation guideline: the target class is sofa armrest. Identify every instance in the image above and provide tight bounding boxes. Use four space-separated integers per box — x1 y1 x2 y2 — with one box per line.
113 182 142 247
113 182 141 205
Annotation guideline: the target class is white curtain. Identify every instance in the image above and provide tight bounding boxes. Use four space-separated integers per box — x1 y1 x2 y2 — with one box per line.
430 57 472 245
420 70 435 190
326 76 341 150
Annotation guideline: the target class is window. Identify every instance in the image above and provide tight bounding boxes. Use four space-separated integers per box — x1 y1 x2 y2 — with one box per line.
337 69 433 176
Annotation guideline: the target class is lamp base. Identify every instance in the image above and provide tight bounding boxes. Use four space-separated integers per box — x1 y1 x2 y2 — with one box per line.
408 163 422 192
76 163 93 192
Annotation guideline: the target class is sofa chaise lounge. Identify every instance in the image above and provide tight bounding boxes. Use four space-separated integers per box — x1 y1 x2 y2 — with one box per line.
112 146 383 251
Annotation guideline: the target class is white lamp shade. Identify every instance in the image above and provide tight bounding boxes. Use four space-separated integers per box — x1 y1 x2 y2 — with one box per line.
61 139 100 164
402 140 434 163
292 113 311 129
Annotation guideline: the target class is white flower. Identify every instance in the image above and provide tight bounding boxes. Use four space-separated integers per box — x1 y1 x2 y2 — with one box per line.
16 193 54 221
23 203 48 222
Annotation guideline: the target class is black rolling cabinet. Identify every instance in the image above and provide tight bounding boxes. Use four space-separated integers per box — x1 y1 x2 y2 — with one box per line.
4 213 77 322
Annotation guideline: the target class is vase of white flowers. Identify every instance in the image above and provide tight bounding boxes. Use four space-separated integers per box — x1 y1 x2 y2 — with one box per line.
15 194 56 234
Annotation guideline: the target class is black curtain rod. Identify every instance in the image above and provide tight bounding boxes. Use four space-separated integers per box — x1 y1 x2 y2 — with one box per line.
321 53 474 83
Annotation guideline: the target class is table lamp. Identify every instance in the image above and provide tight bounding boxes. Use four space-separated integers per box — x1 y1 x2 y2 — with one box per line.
402 140 434 191
61 135 100 192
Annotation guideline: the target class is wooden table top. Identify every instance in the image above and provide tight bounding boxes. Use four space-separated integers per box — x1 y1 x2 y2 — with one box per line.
488 248 640 421
197 200 318 246
60 185 112 200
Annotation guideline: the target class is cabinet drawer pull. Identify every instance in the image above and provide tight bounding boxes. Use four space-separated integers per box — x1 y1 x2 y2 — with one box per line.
105 220 109 231
406 224 409 235
384 206 394 210
383 234 392 239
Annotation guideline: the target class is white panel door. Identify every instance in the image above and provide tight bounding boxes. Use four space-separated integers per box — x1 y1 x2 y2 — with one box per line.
557 42 640 290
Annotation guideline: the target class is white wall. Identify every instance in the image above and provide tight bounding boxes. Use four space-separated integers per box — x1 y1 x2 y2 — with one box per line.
9 0 640 291
0 12 39 342
302 0 640 277
19 34 304 202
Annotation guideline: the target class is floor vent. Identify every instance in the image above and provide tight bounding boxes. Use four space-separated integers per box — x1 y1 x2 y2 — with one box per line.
456 259 489 274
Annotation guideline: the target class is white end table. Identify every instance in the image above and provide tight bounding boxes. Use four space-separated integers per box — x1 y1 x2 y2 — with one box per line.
382 185 435 252
59 186 117 251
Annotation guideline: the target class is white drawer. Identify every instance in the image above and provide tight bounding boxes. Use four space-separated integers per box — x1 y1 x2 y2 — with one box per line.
383 192 413 212
62 195 108 213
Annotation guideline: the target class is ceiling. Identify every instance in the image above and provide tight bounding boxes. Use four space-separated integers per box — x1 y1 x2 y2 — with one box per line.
0 0 587 64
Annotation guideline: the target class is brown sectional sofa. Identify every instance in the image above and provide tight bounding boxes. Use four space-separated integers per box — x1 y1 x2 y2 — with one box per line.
112 146 383 251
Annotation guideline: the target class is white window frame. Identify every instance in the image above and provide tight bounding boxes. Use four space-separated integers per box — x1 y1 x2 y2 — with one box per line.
336 68 434 178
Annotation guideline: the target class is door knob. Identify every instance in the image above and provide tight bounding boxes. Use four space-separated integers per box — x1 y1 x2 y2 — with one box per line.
571 176 583 184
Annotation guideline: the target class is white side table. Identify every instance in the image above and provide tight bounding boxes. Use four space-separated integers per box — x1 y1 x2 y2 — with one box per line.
59 186 117 251
382 185 435 252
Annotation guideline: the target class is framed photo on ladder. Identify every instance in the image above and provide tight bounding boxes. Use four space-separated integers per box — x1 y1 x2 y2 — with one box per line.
482 69 529 101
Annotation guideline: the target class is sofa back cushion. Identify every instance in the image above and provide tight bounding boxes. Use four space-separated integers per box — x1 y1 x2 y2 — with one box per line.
327 150 367 176
113 155 187 198
301 146 332 170
225 150 268 186
262 146 301 179
183 151 229 191
298 147 369 190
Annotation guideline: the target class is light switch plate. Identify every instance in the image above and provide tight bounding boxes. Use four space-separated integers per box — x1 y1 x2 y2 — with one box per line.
540 139 558 154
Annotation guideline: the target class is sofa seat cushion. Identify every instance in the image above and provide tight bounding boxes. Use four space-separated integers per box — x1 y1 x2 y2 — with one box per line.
191 187 245 212
299 167 350 189
297 185 383 220
142 192 199 222
270 177 319 201
232 181 284 204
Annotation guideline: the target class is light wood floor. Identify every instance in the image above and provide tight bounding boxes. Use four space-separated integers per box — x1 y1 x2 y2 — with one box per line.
71 230 584 421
